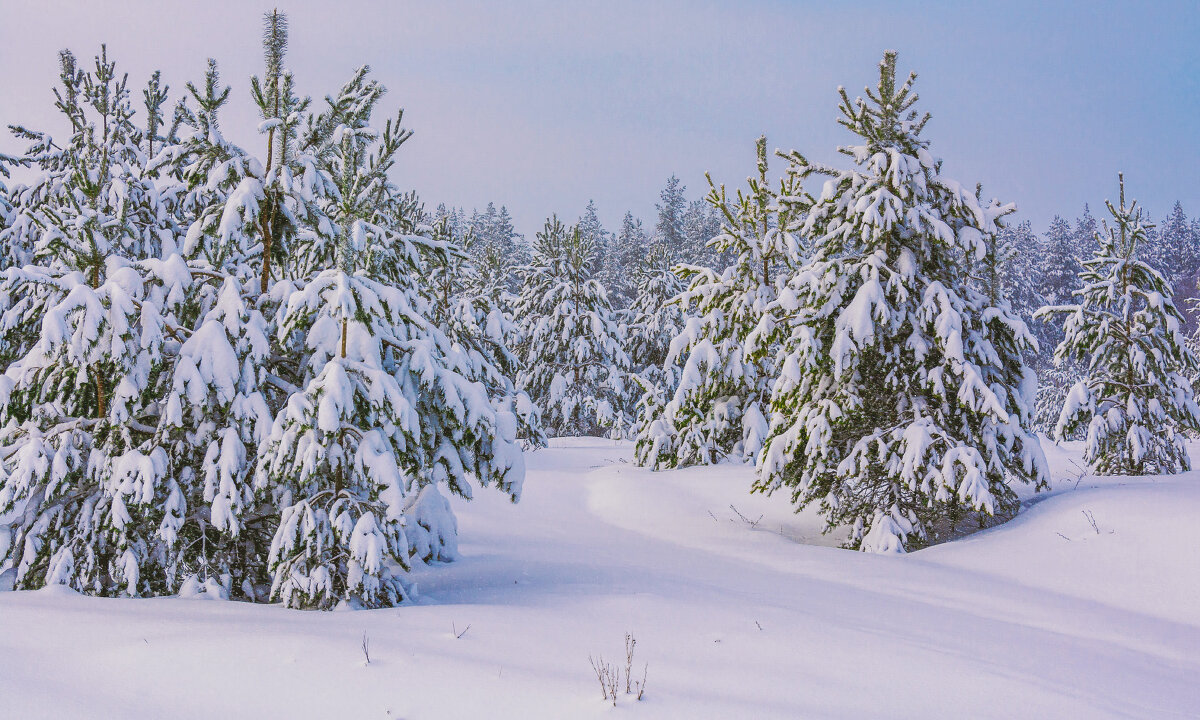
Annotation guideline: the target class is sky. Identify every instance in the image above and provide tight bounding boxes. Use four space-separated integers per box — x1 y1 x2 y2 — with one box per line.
2 0 1198 237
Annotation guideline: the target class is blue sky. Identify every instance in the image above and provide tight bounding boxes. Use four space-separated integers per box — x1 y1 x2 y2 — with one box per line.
2 1 1197 236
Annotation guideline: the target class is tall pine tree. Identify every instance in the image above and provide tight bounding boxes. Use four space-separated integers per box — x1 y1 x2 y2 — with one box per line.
515 217 630 437
757 53 1048 553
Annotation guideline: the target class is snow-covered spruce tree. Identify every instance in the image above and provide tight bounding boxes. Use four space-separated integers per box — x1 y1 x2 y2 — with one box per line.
515 216 631 437
756 53 1048 553
1037 175 1200 475
1039 216 1081 307
636 136 800 469
1151 202 1200 320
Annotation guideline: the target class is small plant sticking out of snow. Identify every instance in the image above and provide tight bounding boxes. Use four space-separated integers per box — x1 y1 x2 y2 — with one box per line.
589 654 619 707
624 633 637 694
1082 510 1100 535
589 633 648 706
361 632 371 665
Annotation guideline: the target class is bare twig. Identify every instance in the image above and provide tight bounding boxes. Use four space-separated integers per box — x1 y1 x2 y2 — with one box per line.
729 504 763 529
1068 459 1087 490
589 654 619 705
1056 532 1071 541
1082 510 1099 534
453 622 471 639
636 663 648 701
361 632 371 664
755 620 763 631
624 633 636 694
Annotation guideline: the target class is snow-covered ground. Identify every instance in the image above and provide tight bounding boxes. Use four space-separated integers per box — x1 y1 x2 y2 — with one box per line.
1 437 1198 719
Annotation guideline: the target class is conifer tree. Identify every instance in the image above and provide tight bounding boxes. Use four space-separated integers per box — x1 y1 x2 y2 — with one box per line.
600 211 651 309
515 216 630 437
1032 215 1087 432
426 219 545 449
1152 202 1198 309
577 199 609 275
1040 216 1080 307
655 175 688 261
626 246 688 464
0 13 527 607
682 198 726 269
636 137 799 469
1037 175 1200 475
756 53 1048 553
0 47 204 596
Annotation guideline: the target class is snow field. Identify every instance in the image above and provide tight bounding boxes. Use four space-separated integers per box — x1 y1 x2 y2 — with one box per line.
2 437 1198 718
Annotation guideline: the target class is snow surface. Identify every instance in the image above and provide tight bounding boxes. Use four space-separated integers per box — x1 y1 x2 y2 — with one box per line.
2 436 1198 718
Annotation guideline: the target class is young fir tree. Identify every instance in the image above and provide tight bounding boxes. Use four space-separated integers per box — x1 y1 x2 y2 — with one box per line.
1037 175 1200 475
515 216 630 437
635 136 800 469
756 53 1048 553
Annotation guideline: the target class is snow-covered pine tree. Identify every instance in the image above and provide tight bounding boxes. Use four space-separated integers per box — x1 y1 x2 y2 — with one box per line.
627 245 688 464
0 47 206 595
577 199 609 276
600 211 651 309
0 13 528 607
681 198 726 270
515 216 630 437
426 218 545 449
243 37 524 608
655 175 688 262
1037 175 1200 475
1033 215 1087 432
635 136 799 469
756 52 1048 553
